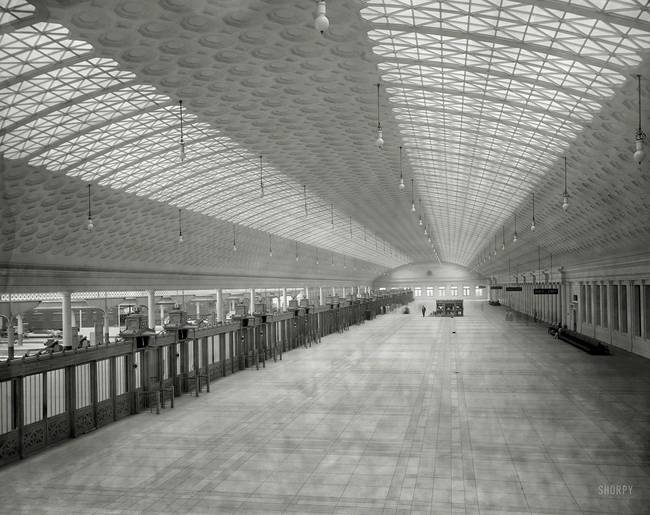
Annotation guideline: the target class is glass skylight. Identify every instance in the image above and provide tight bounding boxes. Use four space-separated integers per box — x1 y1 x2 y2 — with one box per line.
0 14 406 268
361 0 650 265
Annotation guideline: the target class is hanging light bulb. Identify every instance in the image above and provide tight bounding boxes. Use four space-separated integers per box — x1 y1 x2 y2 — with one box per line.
268 234 272 258
634 74 647 164
232 224 237 252
501 226 505 250
316 249 319 266
178 209 183 244
562 156 569 212
530 192 536 231
513 213 518 243
493 235 497 255
375 83 384 149
410 178 415 212
424 224 428 236
399 146 405 191
418 198 423 225
314 0 329 35
179 99 185 162
295 241 299 262
86 183 94 231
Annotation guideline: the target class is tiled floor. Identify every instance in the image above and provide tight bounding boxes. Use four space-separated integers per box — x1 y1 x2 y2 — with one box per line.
1 302 649 514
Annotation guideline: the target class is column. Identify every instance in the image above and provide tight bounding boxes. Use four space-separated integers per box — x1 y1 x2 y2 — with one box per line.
104 292 110 344
640 280 646 340
216 289 223 323
62 291 73 350
147 290 156 329
319 287 324 306
627 280 634 352
304 287 309 300
590 281 596 336
6 313 14 360
282 288 287 311
16 313 23 345
195 301 200 318
249 288 255 314
342 287 346 297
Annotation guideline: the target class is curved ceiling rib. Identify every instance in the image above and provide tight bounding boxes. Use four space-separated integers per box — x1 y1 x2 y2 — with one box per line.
361 0 650 265
0 14 407 269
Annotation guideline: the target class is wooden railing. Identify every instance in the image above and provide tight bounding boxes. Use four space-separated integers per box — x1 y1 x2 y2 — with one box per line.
0 292 412 466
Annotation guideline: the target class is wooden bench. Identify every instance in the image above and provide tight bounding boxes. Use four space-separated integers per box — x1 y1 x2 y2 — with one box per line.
558 329 610 355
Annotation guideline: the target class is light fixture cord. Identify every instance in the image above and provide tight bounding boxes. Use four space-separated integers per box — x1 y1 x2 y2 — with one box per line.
399 145 404 181
304 185 307 216
532 192 535 220
376 83 381 130
260 154 264 197
638 74 642 132
564 156 567 194
178 208 182 237
88 184 91 218
411 178 414 203
179 99 184 144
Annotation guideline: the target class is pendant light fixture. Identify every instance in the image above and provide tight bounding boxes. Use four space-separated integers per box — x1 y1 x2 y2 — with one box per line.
634 74 647 164
493 235 497 256
232 224 237 252
375 83 384 149
530 192 536 231
410 178 415 212
179 99 185 162
513 213 518 243
314 0 329 35
295 241 299 262
177 209 183 244
562 156 569 212
316 248 319 266
418 198 423 226
399 146 405 191
268 234 272 258
501 226 505 250
86 183 94 231
260 154 264 197
331 203 334 229
424 224 428 236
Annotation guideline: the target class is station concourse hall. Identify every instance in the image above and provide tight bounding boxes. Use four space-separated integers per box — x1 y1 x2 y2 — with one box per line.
0 1 649 514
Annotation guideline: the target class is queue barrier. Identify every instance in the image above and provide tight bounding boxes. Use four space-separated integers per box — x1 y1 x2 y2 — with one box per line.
0 291 412 466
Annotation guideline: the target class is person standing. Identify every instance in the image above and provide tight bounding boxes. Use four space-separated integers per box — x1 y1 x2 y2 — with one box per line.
421 305 426 317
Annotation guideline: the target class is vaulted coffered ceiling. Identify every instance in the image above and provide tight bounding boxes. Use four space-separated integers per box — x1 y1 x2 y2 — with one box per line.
1 0 649 290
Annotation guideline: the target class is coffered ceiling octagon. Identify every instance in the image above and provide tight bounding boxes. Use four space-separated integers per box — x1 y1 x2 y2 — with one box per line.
1 0 649 288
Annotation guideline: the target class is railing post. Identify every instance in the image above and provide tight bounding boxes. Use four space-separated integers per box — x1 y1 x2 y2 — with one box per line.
90 360 98 429
14 376 23 458
109 356 117 422
66 364 77 436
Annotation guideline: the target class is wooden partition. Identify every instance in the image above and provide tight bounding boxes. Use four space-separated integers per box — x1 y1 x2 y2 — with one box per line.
0 291 412 467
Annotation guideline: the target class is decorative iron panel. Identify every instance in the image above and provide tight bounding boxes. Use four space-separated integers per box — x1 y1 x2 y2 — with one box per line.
74 405 95 436
46 413 70 444
22 421 46 456
96 399 113 428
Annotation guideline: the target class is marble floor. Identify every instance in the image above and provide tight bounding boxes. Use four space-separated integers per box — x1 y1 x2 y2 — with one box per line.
1 302 649 515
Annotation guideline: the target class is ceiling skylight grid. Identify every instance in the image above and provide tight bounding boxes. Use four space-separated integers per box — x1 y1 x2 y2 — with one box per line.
0 15 406 268
362 0 650 264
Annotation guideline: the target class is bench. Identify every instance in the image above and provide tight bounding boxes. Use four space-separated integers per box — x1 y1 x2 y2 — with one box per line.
558 329 610 355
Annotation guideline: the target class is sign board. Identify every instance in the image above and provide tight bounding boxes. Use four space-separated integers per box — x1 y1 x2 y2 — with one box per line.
490 286 502 290
477 285 487 289
534 288 559 294
506 286 522 292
